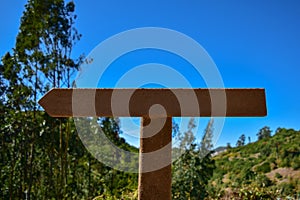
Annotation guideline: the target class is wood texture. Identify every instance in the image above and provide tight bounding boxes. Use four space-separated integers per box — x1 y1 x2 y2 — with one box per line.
38 88 267 200
138 117 172 200
38 88 267 117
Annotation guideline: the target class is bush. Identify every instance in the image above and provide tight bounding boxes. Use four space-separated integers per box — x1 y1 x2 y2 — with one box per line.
291 158 300 170
275 172 282 179
255 174 272 187
279 183 295 196
256 162 271 173
238 185 277 199
279 157 291 168
268 157 276 164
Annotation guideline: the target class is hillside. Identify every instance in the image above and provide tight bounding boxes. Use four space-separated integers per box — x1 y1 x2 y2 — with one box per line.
207 128 300 199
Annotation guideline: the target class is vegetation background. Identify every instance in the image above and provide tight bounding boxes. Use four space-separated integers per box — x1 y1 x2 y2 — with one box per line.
1 0 299 199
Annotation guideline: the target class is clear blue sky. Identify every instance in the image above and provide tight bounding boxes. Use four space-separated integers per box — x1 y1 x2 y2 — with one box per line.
1 0 300 147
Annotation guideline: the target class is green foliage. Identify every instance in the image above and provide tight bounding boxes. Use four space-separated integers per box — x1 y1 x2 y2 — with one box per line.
255 162 271 173
0 0 86 198
15 0 82 89
292 158 300 170
237 185 278 200
199 118 214 158
1 1 300 198
172 118 215 200
279 183 295 196
275 172 282 179
172 146 215 200
257 126 272 140
178 117 196 150
0 0 140 199
207 127 300 199
236 134 246 147
254 174 272 187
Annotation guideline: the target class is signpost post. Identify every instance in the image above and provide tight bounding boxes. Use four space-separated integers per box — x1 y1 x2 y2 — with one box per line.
39 88 267 200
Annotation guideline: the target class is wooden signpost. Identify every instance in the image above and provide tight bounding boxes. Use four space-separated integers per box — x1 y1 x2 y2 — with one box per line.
39 88 267 200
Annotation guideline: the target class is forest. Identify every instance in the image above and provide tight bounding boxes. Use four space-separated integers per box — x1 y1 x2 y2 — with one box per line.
1 0 299 199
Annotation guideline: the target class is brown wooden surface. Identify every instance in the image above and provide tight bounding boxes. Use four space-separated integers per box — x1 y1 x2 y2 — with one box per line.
138 117 172 200
38 88 267 117
39 88 267 200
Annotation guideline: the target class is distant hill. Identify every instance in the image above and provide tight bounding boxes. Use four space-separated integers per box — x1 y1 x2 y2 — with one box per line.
207 128 300 199
212 146 227 157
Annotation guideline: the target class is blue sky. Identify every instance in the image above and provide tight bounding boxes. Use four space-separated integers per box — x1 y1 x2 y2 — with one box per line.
1 0 300 147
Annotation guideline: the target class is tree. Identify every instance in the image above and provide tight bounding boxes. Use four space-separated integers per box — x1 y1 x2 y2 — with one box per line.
15 0 82 89
199 118 214 158
257 126 272 140
179 117 196 150
14 0 81 198
172 118 215 200
0 63 5 108
1 51 34 199
1 0 82 199
236 134 246 147
226 142 232 149
1 1 141 199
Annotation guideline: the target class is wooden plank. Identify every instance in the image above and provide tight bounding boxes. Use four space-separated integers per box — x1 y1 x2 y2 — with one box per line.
138 117 172 200
38 88 267 117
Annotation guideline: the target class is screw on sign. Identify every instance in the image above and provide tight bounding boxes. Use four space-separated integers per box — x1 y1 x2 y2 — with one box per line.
39 88 267 200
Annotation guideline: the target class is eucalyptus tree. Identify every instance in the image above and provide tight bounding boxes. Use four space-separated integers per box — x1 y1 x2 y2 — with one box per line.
199 118 214 158
257 126 272 140
236 134 246 147
172 118 215 200
1 52 35 199
15 0 82 90
1 0 82 199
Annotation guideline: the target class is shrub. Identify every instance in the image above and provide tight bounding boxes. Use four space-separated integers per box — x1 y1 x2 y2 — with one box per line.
279 157 291 168
268 157 276 164
275 172 282 179
291 158 300 170
255 174 272 187
238 185 277 199
240 169 255 184
256 162 271 173
279 183 295 196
